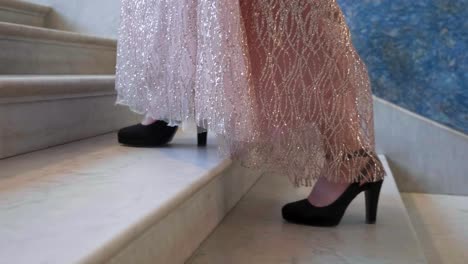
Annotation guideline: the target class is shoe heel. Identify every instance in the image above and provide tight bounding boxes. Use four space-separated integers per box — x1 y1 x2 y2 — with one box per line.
197 126 208 147
365 180 383 224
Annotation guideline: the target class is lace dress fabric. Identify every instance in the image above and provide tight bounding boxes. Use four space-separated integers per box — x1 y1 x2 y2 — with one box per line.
115 0 386 186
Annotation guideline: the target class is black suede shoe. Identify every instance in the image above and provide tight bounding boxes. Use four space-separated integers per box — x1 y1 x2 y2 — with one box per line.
118 120 208 147
117 120 178 147
282 180 383 227
282 149 385 227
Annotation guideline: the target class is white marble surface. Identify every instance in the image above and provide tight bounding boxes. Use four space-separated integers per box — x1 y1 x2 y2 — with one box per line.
0 132 241 263
401 193 468 264
188 156 427 264
108 162 262 264
0 91 139 158
0 21 116 74
374 96 468 195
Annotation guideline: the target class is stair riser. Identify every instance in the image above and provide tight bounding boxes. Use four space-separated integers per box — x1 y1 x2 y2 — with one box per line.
374 97 468 196
0 38 116 74
0 95 139 159
0 9 47 27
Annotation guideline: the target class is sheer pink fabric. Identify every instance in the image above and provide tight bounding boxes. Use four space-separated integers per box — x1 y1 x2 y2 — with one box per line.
115 0 386 186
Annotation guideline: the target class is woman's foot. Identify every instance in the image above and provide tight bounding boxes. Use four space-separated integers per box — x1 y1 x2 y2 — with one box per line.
282 150 384 226
281 179 383 227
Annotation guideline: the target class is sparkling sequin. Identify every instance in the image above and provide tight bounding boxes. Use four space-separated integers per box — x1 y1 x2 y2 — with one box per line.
115 0 386 186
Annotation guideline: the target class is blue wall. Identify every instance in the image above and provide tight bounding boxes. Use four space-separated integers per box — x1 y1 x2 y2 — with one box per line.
338 0 468 134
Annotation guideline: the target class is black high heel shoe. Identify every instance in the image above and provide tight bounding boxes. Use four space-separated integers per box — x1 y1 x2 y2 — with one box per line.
281 149 384 227
118 120 208 147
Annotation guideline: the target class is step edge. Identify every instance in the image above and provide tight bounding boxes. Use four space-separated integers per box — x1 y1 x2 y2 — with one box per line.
0 0 51 16
0 6 49 18
0 75 116 103
0 21 116 48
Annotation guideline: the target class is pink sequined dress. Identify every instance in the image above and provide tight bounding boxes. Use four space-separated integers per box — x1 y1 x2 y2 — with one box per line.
115 0 386 186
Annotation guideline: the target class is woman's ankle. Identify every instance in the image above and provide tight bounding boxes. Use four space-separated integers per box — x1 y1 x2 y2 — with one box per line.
307 178 351 207
141 115 157 125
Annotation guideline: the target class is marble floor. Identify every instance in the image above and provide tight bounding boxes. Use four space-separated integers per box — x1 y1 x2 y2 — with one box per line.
187 156 427 264
401 193 468 264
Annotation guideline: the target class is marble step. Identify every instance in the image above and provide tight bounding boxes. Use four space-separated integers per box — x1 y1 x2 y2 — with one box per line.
401 192 468 264
0 75 139 159
0 132 263 264
0 21 116 74
188 156 428 264
0 0 51 27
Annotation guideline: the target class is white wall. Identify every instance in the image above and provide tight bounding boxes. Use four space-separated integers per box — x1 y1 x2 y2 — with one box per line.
28 0 121 38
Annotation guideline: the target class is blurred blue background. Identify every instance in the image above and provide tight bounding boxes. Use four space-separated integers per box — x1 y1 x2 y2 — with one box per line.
338 0 468 134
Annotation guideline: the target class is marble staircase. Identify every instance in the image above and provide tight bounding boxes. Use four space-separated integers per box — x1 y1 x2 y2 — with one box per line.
0 1 138 159
0 132 263 264
0 131 428 264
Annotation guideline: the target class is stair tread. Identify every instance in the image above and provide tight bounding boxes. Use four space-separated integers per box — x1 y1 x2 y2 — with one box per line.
0 21 116 47
0 132 227 264
187 156 428 264
401 192 468 264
